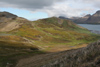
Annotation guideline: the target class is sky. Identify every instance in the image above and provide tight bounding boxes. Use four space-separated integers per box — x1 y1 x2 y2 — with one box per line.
0 0 100 20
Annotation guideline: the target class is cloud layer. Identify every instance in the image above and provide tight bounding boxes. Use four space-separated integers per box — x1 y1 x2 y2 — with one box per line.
0 0 64 9
0 0 100 17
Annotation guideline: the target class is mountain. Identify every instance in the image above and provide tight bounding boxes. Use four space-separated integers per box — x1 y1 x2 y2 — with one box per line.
59 10 100 24
73 14 91 23
86 10 100 24
0 12 100 67
59 14 91 24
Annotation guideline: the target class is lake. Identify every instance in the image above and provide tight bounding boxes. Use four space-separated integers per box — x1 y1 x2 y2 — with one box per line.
78 24 100 34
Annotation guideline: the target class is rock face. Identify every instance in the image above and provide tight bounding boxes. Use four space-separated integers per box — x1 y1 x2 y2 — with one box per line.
59 10 100 24
15 40 100 67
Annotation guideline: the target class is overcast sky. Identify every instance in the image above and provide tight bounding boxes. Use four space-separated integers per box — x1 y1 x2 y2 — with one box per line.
0 0 100 20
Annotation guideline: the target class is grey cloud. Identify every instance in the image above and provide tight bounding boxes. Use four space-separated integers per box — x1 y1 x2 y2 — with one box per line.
0 0 65 10
80 0 100 9
0 0 99 18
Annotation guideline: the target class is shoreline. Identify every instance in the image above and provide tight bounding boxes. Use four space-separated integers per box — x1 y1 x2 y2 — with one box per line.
89 30 100 34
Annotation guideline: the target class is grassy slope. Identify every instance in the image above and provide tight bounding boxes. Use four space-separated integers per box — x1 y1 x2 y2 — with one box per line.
0 19 43 67
0 35 42 67
32 17 100 51
0 17 100 67
10 17 100 51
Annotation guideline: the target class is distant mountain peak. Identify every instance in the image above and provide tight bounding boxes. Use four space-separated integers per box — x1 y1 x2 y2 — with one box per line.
82 14 91 19
96 10 100 13
93 10 100 17
59 10 100 24
85 14 91 17
59 16 69 19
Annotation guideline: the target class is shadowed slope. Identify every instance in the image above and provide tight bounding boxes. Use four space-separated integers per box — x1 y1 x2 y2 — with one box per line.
15 40 100 67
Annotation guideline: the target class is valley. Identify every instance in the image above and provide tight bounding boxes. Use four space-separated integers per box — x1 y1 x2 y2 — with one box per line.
0 12 100 67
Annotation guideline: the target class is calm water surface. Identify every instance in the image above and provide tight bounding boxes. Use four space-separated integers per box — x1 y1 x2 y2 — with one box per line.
78 24 100 34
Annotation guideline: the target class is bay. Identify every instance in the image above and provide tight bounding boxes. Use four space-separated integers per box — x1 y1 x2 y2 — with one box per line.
78 24 100 34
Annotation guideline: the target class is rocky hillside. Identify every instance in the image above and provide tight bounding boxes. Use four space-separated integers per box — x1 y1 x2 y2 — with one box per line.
0 12 100 67
0 12 29 32
59 10 100 24
14 40 100 67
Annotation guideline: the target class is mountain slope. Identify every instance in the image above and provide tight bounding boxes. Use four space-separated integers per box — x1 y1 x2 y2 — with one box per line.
0 12 100 67
0 12 29 32
15 40 100 67
59 14 91 24
86 10 100 24
73 14 91 23
8 17 100 52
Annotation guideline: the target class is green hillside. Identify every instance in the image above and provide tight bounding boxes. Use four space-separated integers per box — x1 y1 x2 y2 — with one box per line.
0 17 100 67
9 17 100 51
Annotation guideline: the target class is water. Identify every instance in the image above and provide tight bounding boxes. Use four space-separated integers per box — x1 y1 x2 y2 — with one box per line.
78 24 100 34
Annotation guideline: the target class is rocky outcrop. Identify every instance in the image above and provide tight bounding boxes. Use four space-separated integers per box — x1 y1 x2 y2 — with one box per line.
14 40 100 67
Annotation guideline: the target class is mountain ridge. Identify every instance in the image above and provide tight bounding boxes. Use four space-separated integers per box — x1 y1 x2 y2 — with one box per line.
59 10 100 24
